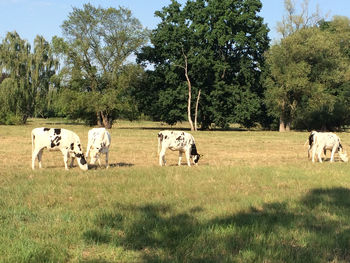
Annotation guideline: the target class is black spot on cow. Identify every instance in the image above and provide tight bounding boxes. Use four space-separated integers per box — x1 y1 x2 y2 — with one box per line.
158 133 163 142
43 128 50 131
339 143 343 152
76 153 87 165
176 136 183 141
54 128 61 135
70 143 74 150
191 144 198 156
191 144 201 163
50 136 61 148
164 135 168 139
80 156 87 165
308 133 314 147
77 144 82 151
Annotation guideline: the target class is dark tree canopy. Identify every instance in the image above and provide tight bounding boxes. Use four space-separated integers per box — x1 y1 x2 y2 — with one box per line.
136 0 270 129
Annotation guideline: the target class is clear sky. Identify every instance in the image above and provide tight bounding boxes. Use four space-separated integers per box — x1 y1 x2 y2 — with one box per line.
0 0 349 46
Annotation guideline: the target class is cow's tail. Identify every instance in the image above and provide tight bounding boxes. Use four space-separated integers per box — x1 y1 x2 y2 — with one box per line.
157 132 163 155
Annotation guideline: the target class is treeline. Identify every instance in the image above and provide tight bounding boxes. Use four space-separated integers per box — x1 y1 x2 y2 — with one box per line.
1 0 350 131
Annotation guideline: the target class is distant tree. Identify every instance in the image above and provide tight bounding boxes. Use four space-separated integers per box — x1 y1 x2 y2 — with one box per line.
32 35 59 118
0 32 57 124
56 4 149 128
265 26 350 131
276 0 323 38
137 0 269 129
265 0 330 131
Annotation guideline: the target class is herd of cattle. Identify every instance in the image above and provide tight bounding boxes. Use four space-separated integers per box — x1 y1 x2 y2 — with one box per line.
31 127 348 171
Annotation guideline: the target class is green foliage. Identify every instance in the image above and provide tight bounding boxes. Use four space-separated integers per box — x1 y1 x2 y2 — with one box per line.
0 32 58 124
55 4 149 128
265 22 350 130
137 0 269 129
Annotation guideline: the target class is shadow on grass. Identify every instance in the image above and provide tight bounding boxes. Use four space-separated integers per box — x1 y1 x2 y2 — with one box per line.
83 187 350 262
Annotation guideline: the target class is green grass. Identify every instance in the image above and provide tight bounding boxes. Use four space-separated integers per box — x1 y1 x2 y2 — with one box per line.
1 119 350 262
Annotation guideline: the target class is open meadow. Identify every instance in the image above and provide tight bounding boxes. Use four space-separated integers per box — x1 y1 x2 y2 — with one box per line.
1 119 350 262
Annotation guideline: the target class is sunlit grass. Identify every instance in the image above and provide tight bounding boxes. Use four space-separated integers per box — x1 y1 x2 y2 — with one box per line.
1 119 350 262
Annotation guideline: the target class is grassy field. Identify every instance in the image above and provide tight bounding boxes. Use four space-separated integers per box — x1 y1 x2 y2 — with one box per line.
1 119 350 262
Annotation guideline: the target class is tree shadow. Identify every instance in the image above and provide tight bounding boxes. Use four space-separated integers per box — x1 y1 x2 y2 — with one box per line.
82 187 350 262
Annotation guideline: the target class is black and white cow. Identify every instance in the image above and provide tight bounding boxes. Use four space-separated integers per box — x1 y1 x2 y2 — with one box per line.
31 127 88 171
308 131 348 163
158 130 201 166
86 128 111 168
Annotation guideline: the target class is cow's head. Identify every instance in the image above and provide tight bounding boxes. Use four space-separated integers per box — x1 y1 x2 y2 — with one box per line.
192 154 201 165
339 148 348 162
88 146 103 165
71 143 88 171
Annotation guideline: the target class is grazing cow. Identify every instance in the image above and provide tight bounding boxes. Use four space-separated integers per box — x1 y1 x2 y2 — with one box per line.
158 130 201 166
307 130 340 159
86 128 111 168
309 131 348 163
31 127 88 171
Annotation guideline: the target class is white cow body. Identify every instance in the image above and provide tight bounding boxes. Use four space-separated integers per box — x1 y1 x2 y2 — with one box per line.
31 127 88 171
158 130 200 166
310 131 348 163
86 128 111 168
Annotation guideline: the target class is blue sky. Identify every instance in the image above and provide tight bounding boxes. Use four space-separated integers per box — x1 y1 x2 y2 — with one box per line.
0 0 349 45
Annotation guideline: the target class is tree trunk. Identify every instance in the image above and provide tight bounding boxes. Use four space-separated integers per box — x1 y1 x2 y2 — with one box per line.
285 122 291 131
100 111 113 129
279 116 286 132
97 111 103 127
183 52 194 131
194 89 201 131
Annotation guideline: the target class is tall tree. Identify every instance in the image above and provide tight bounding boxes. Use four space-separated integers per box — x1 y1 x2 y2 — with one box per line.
267 0 327 131
57 4 148 128
265 26 350 131
137 0 269 129
0 32 57 124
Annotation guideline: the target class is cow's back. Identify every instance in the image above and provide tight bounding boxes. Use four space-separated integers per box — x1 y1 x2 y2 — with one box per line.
159 130 194 150
32 127 78 151
315 132 339 149
88 128 111 147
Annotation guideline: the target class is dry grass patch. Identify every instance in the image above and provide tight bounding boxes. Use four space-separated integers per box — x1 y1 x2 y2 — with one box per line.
2 119 350 262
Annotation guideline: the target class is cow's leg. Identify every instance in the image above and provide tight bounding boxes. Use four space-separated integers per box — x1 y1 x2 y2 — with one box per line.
37 149 44 168
312 145 317 163
105 152 109 168
185 150 191 167
98 155 102 167
61 150 69 170
69 156 75 168
330 146 337 162
159 149 166 166
32 147 42 170
178 151 183 166
317 147 323 163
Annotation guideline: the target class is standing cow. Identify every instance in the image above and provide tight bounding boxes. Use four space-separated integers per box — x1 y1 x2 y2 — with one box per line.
309 131 348 163
86 128 111 168
31 127 88 171
158 130 201 166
